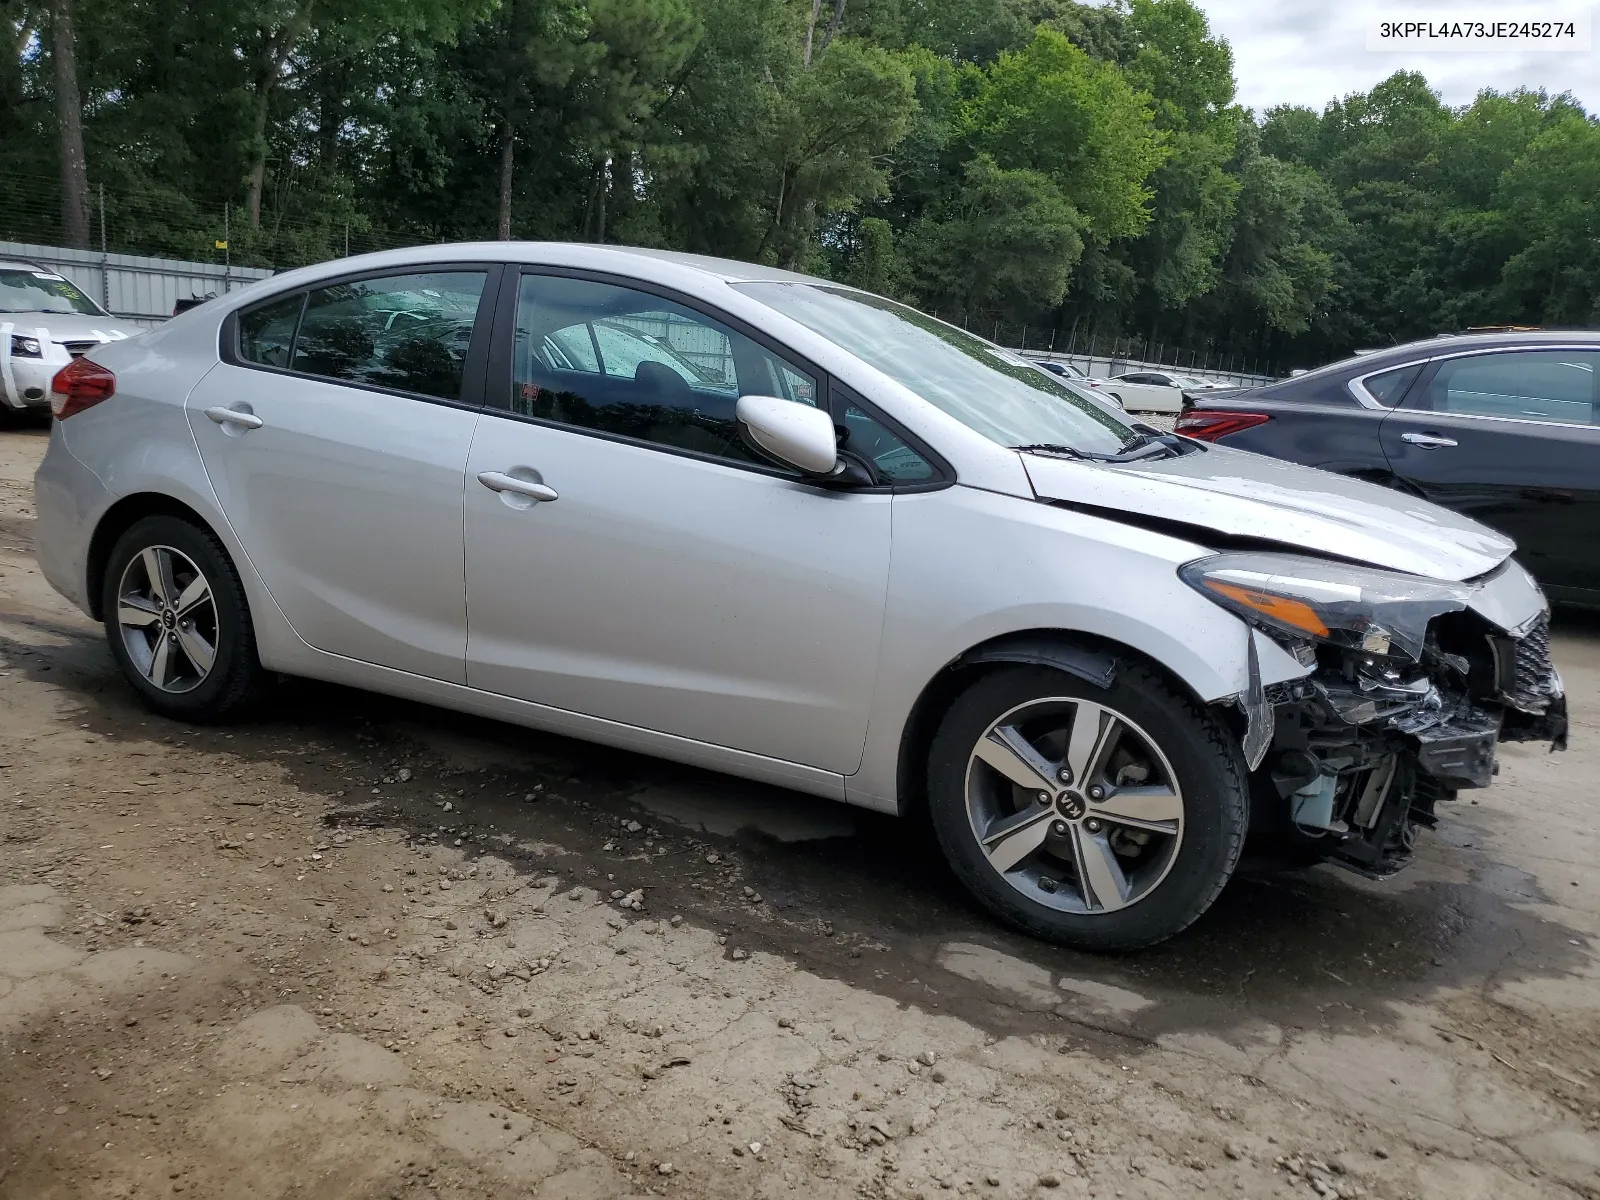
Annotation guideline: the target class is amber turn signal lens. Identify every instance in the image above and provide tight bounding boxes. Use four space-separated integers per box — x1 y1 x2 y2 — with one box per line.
1204 581 1330 638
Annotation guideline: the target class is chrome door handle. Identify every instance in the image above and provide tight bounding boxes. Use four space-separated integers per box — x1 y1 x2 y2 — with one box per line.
477 470 558 503
1400 432 1457 449
204 405 263 430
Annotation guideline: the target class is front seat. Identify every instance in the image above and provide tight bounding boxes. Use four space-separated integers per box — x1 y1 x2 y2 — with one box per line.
637 361 732 456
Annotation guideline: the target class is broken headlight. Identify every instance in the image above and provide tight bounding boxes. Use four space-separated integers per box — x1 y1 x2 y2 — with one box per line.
1179 553 1473 660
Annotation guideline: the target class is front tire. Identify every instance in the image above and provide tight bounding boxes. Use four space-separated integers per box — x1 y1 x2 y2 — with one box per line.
101 515 266 720
927 664 1247 950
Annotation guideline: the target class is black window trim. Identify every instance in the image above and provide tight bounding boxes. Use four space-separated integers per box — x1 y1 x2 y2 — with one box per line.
830 380 954 493
1401 345 1600 430
482 264 954 491
1348 360 1426 409
220 261 505 411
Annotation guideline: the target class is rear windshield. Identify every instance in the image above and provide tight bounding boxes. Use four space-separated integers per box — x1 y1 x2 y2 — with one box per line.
0 268 104 316
737 283 1136 456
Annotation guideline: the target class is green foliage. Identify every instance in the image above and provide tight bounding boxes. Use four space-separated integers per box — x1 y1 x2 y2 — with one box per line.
962 28 1164 243
4 0 1597 370
902 153 1083 318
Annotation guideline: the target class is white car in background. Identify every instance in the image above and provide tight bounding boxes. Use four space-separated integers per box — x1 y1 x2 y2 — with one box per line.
0 259 134 414
1099 370 1219 413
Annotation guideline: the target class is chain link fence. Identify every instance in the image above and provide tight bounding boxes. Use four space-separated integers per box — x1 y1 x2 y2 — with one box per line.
0 180 425 276
937 314 1280 385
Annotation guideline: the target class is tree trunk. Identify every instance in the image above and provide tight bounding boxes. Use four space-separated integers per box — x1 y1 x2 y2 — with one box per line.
317 61 350 172
51 0 90 249
496 117 515 240
820 0 846 58
245 86 270 229
594 154 609 244
803 0 823 66
244 17 307 230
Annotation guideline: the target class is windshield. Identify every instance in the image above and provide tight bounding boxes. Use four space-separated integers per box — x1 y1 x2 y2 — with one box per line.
0 268 104 316
738 283 1138 456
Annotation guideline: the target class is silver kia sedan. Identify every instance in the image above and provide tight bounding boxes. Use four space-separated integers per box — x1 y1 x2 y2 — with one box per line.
33 244 1566 950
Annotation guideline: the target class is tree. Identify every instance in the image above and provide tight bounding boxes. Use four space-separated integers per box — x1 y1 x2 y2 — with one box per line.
1496 113 1600 323
565 0 700 242
753 36 917 267
902 153 1083 318
961 29 1165 245
456 0 593 239
50 0 89 247
233 0 489 228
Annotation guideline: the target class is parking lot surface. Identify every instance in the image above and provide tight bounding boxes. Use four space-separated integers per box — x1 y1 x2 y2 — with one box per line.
0 426 1596 1199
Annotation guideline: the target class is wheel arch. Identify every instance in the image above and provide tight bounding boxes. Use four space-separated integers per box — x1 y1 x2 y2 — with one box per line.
893 628 1243 821
86 492 223 621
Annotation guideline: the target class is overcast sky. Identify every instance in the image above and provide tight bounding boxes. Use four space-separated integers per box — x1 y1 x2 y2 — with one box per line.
1194 0 1599 115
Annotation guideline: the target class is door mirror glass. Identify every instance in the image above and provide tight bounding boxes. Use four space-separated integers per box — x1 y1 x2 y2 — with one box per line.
736 395 838 475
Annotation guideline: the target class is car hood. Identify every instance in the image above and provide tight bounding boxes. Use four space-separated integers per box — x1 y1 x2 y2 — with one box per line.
1021 443 1514 582
1 311 137 342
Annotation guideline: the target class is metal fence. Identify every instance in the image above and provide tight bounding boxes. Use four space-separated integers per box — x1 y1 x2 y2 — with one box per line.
0 239 273 327
1024 350 1276 389
954 316 1281 386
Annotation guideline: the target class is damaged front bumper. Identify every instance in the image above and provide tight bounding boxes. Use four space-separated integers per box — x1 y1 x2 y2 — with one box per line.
1239 562 1566 879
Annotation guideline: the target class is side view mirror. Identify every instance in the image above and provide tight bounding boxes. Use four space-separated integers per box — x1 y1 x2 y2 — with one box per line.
736 395 839 476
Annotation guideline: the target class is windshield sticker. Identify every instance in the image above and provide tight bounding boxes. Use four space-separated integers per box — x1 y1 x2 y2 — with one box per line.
31 272 67 281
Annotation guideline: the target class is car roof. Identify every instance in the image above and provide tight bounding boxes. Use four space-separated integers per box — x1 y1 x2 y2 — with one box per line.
594 246 821 284
1278 329 1600 387
219 241 851 313
0 258 51 272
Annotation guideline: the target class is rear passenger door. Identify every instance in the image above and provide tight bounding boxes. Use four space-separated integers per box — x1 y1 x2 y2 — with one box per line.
187 265 498 681
1379 347 1600 601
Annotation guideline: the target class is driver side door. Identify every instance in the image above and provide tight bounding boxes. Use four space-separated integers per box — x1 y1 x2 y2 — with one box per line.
462 270 937 775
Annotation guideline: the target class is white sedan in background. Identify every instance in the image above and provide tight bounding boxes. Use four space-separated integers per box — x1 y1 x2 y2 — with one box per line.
32 243 1563 951
0 259 134 413
1099 370 1218 413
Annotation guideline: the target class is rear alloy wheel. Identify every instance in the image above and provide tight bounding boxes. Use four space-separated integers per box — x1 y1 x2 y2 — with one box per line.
101 515 266 720
928 665 1246 950
116 545 217 694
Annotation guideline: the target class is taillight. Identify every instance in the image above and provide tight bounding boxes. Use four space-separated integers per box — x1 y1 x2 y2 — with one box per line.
1173 410 1270 442
50 357 116 419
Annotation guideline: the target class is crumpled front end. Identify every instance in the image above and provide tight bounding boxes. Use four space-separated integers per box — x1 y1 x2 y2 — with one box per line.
1196 555 1566 879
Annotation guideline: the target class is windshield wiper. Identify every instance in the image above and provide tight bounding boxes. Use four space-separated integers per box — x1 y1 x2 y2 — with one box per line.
1114 427 1190 459
1013 435 1185 464
1010 442 1088 460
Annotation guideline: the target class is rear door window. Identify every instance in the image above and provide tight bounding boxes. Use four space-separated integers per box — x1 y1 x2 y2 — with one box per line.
289 270 489 401
1420 351 1599 425
238 293 304 369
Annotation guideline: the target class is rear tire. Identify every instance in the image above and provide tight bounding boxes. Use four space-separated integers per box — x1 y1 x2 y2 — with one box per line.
927 664 1247 951
101 515 266 721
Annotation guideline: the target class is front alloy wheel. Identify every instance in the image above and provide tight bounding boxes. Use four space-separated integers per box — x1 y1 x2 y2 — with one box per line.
928 665 1247 950
967 697 1184 915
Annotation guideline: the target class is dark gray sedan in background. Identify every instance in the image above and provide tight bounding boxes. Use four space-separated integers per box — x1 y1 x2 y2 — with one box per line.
1176 331 1600 607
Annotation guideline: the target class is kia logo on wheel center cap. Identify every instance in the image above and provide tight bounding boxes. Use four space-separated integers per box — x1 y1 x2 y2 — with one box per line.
1057 792 1086 820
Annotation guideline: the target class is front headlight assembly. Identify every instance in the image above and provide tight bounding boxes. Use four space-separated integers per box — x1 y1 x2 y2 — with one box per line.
1179 553 1473 661
9 334 42 358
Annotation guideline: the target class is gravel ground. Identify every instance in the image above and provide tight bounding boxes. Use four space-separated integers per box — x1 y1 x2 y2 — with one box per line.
1 424 1597 1200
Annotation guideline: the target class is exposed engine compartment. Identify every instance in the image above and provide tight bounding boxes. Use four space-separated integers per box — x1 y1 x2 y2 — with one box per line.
1255 602 1567 879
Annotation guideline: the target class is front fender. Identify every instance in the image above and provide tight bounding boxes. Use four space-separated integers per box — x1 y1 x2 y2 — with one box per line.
848 486 1306 812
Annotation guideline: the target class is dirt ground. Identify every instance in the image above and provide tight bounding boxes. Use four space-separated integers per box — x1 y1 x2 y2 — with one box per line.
1 422 1597 1200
